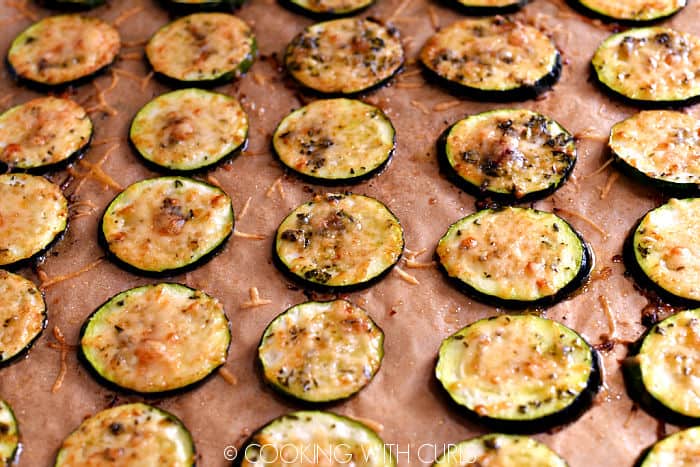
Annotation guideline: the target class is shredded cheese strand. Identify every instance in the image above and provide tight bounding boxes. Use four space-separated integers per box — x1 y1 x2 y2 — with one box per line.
600 172 620 200
234 230 266 240
410 100 430 114
41 258 105 289
113 6 144 28
241 287 272 308
394 266 420 285
553 207 608 238
218 368 238 386
433 100 461 111
50 326 68 393
599 295 617 339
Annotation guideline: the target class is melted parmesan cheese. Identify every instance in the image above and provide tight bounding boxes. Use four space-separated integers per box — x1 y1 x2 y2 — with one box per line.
0 270 45 364
258 300 383 402
81 283 230 393
146 13 255 83
610 110 700 185
285 18 404 94
7 15 120 86
634 198 700 301
434 434 567 467
290 0 373 14
0 174 68 266
0 97 91 170
130 89 248 171
445 109 576 198
593 27 700 102
420 17 558 91
275 193 404 288
243 411 393 467
55 403 195 466
580 0 686 21
436 208 584 302
436 315 594 420
273 99 394 181
641 426 700 467
102 177 233 272
0 400 18 464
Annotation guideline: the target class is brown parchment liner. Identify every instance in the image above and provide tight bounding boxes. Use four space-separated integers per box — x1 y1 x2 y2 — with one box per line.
1 0 699 465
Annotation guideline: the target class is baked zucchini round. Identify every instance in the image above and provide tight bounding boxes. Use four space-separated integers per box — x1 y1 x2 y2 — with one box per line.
0 174 68 267
624 308 700 424
628 198 700 305
7 15 120 88
0 271 46 367
258 299 384 403
274 193 404 292
100 176 234 275
436 314 600 433
145 13 256 86
0 400 19 466
439 109 576 202
272 98 395 184
162 0 245 12
0 97 92 172
610 110 700 193
420 17 561 101
130 89 248 172
55 403 196 466
436 207 592 308
285 18 404 95
638 426 700 466
592 27 700 105
433 433 567 466
574 0 686 23
239 411 395 467
81 283 231 394
447 0 530 15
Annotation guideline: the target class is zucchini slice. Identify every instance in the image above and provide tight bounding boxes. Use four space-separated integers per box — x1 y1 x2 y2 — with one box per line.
272 99 395 184
610 110 700 193
0 97 92 172
145 13 256 86
7 15 120 88
283 0 374 17
625 309 700 424
39 0 106 9
0 400 19 466
628 198 700 305
436 315 600 432
285 18 404 95
436 207 592 308
574 0 686 23
81 283 231 394
258 299 384 403
0 174 68 267
0 271 46 367
638 426 700 466
420 17 561 100
447 0 530 15
100 176 234 275
130 89 248 172
163 0 245 12
55 403 196 466
592 28 700 105
274 193 404 292
239 411 395 467
433 434 567 466
440 109 576 202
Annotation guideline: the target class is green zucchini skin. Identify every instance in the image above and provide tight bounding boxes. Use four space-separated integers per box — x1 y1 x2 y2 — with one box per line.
0 400 20 466
568 0 686 25
635 426 700 467
432 433 568 466
444 0 530 16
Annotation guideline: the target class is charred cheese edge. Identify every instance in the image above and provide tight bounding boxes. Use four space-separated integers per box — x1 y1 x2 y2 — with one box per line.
273 98 395 183
145 13 256 85
436 315 597 422
420 17 560 97
55 403 195 466
442 109 576 201
577 0 686 22
274 193 404 290
0 97 92 171
81 283 231 394
640 426 700 467
592 27 700 103
7 15 120 87
632 198 700 302
0 400 19 465
610 110 700 189
436 208 589 305
258 299 384 403
101 177 234 274
241 411 395 467
0 174 68 267
285 18 404 95
433 434 568 467
130 89 248 172
0 271 46 366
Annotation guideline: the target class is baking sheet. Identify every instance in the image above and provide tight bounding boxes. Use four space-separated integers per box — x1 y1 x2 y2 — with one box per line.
1 0 698 464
